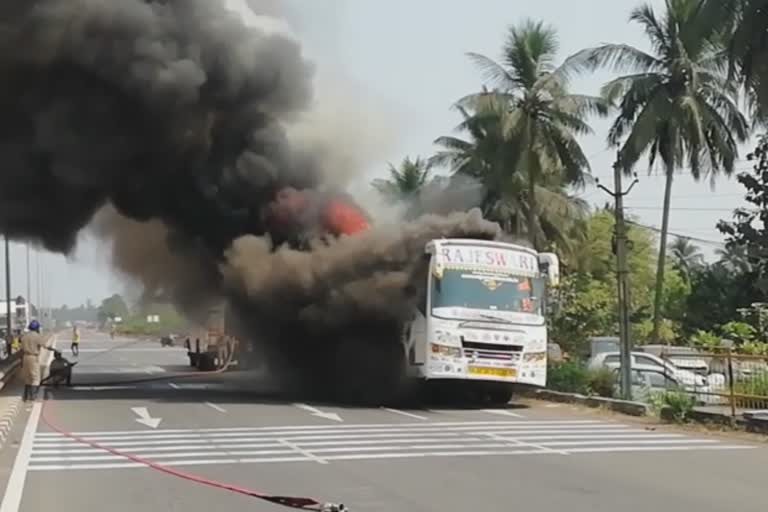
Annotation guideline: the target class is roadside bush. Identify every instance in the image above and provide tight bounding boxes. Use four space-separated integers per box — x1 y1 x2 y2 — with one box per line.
690 329 721 351
648 390 695 423
547 361 589 394
586 367 615 398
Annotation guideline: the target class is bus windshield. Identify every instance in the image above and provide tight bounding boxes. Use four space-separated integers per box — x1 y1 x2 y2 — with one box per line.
431 267 545 317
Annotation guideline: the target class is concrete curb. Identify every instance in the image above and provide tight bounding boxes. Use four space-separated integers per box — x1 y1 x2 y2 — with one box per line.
0 396 21 448
522 388 650 417
0 357 21 392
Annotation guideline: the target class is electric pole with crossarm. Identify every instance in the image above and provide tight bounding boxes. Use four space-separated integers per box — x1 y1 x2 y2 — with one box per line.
596 153 638 400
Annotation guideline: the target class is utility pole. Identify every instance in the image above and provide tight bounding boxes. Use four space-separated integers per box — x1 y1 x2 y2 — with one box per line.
597 154 639 400
36 249 41 323
4 237 11 347
26 244 31 308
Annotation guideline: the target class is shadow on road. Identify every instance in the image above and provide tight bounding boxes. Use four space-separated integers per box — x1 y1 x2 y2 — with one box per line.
40 368 530 412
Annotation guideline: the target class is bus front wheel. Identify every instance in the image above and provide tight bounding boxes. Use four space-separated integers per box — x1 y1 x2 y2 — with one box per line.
486 385 513 406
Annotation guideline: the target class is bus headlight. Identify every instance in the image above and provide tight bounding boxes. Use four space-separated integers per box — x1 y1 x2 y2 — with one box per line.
433 330 461 346
430 343 462 358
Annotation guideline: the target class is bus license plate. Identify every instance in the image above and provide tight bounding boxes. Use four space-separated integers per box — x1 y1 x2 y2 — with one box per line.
469 366 516 378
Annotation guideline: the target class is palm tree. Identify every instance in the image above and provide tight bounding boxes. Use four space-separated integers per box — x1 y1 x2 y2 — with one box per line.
701 0 768 120
371 156 431 202
715 244 753 274
455 19 608 249
431 97 590 256
573 0 750 343
431 96 522 230
668 236 705 281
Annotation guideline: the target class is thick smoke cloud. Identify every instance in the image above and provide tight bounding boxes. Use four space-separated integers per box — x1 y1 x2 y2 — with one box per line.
0 0 500 400
0 0 315 253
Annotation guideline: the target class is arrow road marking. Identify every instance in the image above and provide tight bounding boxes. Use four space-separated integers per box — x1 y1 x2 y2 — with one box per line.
131 407 162 429
293 403 343 422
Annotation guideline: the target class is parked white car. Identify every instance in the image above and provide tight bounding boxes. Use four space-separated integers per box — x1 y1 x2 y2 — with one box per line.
589 351 708 388
609 364 721 405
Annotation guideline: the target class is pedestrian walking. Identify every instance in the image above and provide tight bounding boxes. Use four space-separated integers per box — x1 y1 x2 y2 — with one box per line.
21 320 45 401
71 324 80 357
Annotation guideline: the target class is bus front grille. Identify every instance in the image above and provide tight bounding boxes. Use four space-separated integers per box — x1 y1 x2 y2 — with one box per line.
462 340 522 361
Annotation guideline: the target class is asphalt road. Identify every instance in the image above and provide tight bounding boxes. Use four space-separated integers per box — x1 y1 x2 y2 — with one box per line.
0 331 765 512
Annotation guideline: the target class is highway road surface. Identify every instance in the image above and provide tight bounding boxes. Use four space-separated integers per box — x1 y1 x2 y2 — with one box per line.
0 331 765 512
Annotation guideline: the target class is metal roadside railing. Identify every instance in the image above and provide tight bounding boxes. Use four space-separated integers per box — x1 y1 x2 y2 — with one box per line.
660 348 768 417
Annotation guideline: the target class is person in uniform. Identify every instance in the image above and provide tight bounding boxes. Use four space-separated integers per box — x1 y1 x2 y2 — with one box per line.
71 324 80 357
21 320 45 401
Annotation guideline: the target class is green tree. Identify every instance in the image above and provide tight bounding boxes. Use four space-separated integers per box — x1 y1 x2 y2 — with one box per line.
98 294 129 324
553 210 689 352
715 245 752 274
684 263 756 334
702 0 768 120
668 237 705 282
371 156 431 203
457 19 608 249
574 0 749 343
717 134 768 297
432 96 590 257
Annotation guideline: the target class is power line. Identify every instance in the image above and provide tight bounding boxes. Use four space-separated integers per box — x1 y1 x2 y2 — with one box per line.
628 192 745 200
625 220 726 247
626 206 735 212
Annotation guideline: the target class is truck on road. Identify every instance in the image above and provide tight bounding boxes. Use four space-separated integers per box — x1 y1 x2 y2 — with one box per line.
187 301 242 371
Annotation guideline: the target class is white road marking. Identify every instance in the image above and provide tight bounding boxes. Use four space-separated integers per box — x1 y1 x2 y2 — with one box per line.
294 403 343 422
0 401 42 512
482 409 525 418
381 408 428 420
26 418 753 472
165 383 209 390
131 407 162 429
33 443 759 471
484 431 568 455
278 439 328 464
33 420 606 437
76 348 188 353
69 386 138 391
34 426 634 444
205 402 227 413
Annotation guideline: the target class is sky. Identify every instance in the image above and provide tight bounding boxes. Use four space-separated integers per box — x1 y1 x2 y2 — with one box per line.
1 0 752 308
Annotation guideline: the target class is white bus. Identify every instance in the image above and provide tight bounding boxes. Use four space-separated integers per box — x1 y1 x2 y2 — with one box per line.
402 239 559 404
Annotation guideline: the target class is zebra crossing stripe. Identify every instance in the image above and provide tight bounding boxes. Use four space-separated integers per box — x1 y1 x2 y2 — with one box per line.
27 419 754 471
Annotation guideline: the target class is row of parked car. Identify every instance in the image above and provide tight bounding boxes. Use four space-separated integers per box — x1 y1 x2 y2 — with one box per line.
587 350 752 404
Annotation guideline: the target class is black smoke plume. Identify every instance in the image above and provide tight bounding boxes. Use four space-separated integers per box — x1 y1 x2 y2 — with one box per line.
0 1 500 401
0 0 315 253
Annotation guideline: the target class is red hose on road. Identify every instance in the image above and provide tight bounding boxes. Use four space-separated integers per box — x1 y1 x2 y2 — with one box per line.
39 396 346 511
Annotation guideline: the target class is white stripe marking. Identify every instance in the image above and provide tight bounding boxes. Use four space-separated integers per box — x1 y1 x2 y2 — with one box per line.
29 444 754 471
30 432 691 456
482 409 525 418
381 408 428 420
168 383 180 390
33 427 638 445
205 402 226 413
564 445 755 454
36 423 624 442
69 386 138 391
32 420 607 437
278 439 327 464
0 401 42 512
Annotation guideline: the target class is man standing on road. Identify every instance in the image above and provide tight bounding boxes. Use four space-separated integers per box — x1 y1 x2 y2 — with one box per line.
71 324 80 357
21 320 45 402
